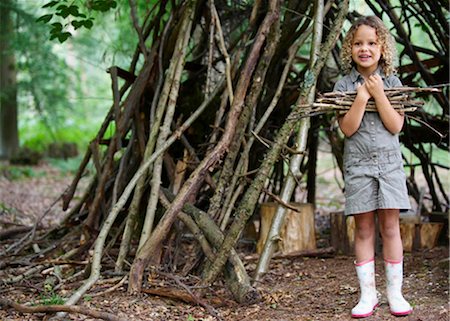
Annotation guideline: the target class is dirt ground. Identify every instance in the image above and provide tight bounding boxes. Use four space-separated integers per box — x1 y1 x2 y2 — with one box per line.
0 161 448 321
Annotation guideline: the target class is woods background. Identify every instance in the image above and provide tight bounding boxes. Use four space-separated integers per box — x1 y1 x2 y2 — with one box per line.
0 0 448 317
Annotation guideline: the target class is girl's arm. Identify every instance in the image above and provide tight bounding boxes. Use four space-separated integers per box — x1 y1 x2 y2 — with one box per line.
365 74 404 133
338 83 370 137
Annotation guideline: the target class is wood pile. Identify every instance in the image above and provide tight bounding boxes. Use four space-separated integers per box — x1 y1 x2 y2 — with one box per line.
303 87 441 114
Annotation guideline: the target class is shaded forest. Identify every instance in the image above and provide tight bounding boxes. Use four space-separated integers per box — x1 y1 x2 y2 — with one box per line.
0 0 448 319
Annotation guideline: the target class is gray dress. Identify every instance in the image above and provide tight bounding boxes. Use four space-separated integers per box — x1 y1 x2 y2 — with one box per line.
334 68 411 215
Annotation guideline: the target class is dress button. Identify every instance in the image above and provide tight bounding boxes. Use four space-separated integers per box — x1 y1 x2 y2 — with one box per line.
371 121 375 125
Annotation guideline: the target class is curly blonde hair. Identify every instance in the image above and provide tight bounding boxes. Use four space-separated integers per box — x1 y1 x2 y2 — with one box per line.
340 16 397 76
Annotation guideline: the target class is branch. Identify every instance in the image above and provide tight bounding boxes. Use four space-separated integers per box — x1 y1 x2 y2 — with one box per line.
0 297 125 321
128 0 148 58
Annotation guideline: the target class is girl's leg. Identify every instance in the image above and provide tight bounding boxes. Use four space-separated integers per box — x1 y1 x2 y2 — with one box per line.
378 209 402 260
378 209 412 316
354 211 376 263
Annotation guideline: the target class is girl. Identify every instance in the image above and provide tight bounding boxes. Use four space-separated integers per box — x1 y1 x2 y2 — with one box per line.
333 16 412 318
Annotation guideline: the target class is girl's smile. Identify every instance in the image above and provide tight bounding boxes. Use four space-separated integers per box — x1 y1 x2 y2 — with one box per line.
351 25 382 77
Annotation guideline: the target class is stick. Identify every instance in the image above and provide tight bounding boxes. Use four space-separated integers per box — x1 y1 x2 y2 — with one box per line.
244 246 335 261
159 271 222 320
0 297 125 321
141 287 233 307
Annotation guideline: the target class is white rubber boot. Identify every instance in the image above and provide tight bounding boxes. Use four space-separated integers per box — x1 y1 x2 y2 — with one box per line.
351 258 379 318
385 258 412 316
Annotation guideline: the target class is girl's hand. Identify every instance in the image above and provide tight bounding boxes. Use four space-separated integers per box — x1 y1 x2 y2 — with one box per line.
356 82 371 102
365 74 385 100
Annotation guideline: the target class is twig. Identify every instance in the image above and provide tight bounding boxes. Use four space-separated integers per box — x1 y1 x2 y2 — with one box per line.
0 226 32 241
158 271 222 320
0 297 125 321
129 0 148 59
211 3 234 105
205 0 216 97
309 87 441 114
261 188 301 213
1 191 63 256
406 115 446 139
244 247 335 261
141 286 233 307
89 276 128 298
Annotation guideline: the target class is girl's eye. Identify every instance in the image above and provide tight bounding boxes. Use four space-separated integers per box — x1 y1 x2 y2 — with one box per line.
369 42 376 45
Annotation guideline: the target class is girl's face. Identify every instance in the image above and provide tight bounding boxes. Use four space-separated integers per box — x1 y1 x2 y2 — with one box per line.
351 25 382 76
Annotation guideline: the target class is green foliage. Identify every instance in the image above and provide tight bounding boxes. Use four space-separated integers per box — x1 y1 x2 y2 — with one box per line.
47 156 84 175
38 291 65 306
10 0 140 153
11 1 74 144
0 165 43 180
37 0 117 43
83 295 93 302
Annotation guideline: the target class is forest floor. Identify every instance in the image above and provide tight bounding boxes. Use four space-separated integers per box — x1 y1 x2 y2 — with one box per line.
0 160 448 321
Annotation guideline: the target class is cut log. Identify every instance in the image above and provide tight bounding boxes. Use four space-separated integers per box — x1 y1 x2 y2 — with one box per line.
420 223 444 249
257 202 316 254
399 223 417 252
330 211 354 255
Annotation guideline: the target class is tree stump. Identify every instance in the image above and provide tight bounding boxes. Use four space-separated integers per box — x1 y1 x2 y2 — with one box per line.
399 223 418 252
330 211 355 255
419 223 444 249
256 202 316 254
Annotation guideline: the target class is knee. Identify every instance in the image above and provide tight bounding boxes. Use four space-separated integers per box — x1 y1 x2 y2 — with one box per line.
380 224 400 240
355 223 375 240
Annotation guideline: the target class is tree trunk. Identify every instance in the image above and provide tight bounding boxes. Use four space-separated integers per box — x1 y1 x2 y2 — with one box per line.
0 0 19 159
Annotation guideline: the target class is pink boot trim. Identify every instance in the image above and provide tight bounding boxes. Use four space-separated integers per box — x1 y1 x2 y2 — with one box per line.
351 303 379 318
391 308 412 316
355 257 375 266
384 257 403 264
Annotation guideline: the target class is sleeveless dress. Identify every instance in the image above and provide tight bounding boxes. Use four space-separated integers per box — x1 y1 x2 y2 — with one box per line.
333 67 411 215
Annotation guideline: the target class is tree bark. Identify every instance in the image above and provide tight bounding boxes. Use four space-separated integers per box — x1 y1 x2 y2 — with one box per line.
0 0 19 159
161 188 258 303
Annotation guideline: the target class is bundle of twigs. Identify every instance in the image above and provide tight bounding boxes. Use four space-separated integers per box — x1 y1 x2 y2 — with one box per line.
302 87 441 113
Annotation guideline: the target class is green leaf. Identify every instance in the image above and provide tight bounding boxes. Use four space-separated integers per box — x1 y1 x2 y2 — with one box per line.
67 5 80 17
56 4 68 11
83 20 93 29
72 20 83 29
50 22 63 30
55 4 71 18
91 0 116 12
36 14 53 23
57 32 72 43
42 1 60 8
